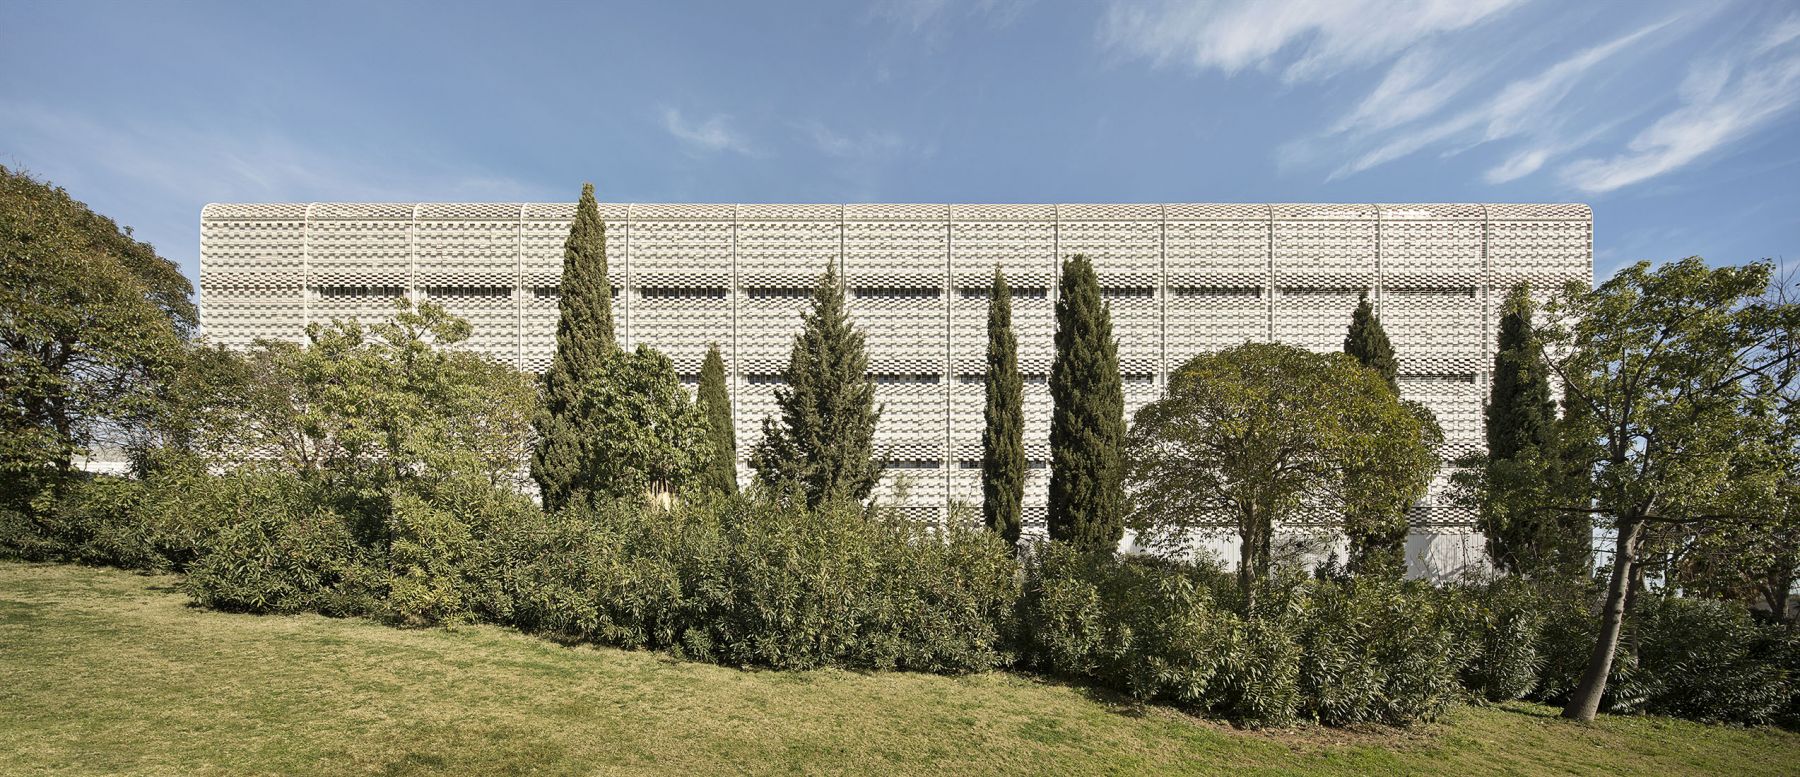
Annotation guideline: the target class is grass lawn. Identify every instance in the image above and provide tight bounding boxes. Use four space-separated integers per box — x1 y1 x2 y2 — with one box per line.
2 561 1796 776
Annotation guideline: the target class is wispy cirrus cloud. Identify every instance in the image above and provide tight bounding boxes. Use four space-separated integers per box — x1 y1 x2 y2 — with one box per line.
1330 19 1671 179
660 108 756 156
1098 0 1523 82
796 120 910 159
1561 52 1800 193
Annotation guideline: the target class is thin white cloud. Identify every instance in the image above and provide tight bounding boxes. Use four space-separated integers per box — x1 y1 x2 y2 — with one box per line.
660 108 754 156
1561 54 1800 193
1332 19 1669 179
797 120 908 159
1329 48 1477 135
1755 13 1800 54
872 0 1034 32
1099 0 1523 82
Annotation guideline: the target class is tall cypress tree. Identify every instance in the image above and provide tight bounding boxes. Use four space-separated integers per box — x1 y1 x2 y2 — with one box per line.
982 266 1025 550
1344 291 1398 391
531 182 617 511
696 342 738 496
1048 254 1126 553
749 264 884 507
1342 290 1410 577
1479 282 1579 576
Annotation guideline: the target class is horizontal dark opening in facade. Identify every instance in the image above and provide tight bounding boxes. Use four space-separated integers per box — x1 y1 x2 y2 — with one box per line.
1102 287 1156 298
1400 373 1477 383
1279 287 1367 296
854 287 940 299
959 286 1048 299
314 285 405 298
1386 287 1477 298
745 374 784 385
1122 373 1155 384
746 287 810 299
677 373 699 383
1172 286 1262 297
958 373 1047 384
641 287 728 299
957 459 1049 470
870 373 940 384
888 459 941 469
531 286 617 298
423 286 510 298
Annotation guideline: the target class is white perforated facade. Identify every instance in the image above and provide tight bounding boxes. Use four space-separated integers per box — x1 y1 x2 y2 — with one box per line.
199 202 1592 560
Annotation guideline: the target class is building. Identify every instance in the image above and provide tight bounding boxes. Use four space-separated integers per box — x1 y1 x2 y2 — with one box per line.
199 202 1592 575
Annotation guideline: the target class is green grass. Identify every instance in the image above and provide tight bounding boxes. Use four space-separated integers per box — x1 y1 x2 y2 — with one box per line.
2 561 1796 776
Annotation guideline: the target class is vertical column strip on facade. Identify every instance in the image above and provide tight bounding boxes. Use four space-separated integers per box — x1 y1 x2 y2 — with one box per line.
302 203 314 328
1373 203 1382 318
409 204 420 306
944 209 954 518
516 203 526 370
1265 207 1275 342
730 205 740 431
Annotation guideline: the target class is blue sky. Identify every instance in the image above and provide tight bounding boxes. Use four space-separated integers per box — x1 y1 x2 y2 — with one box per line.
4 0 1797 286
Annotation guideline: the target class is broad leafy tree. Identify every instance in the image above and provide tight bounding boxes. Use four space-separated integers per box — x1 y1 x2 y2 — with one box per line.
582 345 710 503
1126 342 1438 609
531 182 617 510
749 264 884 507
1048 254 1126 553
696 343 738 496
1 165 195 508
982 267 1025 550
1537 258 1799 721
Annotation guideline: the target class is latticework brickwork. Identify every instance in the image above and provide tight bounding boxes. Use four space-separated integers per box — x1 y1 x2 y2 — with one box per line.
201 202 1592 534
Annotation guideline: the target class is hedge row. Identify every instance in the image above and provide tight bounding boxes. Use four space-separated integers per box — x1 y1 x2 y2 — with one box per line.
4 470 1795 727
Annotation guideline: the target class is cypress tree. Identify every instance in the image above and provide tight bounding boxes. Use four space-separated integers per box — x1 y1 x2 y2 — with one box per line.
1479 282 1581 576
982 267 1025 550
1486 284 1554 462
696 342 738 496
1342 290 1409 577
749 264 884 507
530 182 617 511
1344 291 1398 391
1047 254 1126 553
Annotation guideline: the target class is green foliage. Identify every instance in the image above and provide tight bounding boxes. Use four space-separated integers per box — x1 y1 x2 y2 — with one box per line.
1296 580 1469 726
1538 257 1798 719
532 182 618 511
982 267 1026 550
1339 292 1428 578
749 265 884 507
1048 254 1126 553
696 343 738 496
1469 283 1592 579
1625 596 1791 725
1343 291 1397 390
1452 578 1557 703
498 494 1020 673
1127 343 1438 607
181 471 377 616
1 165 194 512
579 344 711 501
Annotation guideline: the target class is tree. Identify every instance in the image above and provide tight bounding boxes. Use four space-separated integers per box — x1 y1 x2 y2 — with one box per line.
1048 254 1127 553
581 345 710 503
982 267 1026 550
1 165 195 509
531 183 617 510
1536 258 1799 721
749 264 884 507
1339 290 1424 577
1470 284 1591 578
1125 342 1438 610
232 301 539 495
1343 291 1397 390
696 342 738 496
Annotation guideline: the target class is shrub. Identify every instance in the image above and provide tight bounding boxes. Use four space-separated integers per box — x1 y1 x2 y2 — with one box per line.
182 471 380 615
1628 595 1789 724
1297 580 1468 726
1455 578 1554 703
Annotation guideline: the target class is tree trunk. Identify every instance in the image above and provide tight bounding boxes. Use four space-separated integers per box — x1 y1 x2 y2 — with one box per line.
1563 517 1644 721
1238 521 1258 613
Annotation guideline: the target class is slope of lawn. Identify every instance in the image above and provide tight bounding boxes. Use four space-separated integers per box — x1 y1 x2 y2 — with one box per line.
2 561 1796 776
